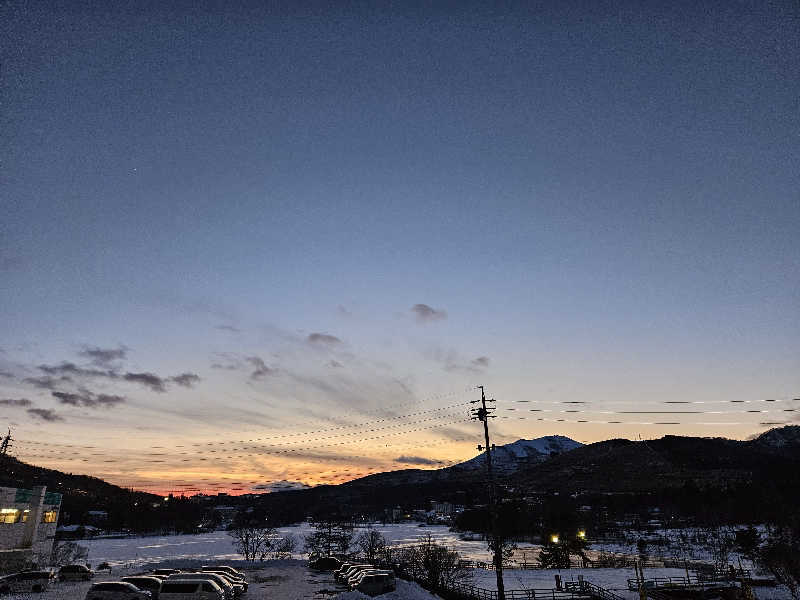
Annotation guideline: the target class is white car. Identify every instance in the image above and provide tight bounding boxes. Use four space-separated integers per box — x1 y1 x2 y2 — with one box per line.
201 566 245 580
159 580 225 600
348 569 393 589
165 573 235 600
337 564 372 583
0 570 54 593
85 581 152 600
199 570 247 594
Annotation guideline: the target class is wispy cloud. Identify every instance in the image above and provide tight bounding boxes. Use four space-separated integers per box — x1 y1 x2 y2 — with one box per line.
169 373 201 388
32 359 200 393
77 345 127 366
471 356 490 368
52 390 126 408
122 372 166 392
215 325 241 333
250 480 311 492
27 408 64 422
443 355 491 373
24 375 73 390
38 362 113 378
395 455 444 466
246 356 275 380
307 333 342 345
0 398 32 407
328 360 344 368
411 304 447 323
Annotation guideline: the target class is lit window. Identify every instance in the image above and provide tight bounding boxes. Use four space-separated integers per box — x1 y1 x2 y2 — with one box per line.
0 508 20 524
22 509 30 523
42 511 58 524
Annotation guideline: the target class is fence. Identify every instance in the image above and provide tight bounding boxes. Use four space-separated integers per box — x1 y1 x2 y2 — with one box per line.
458 558 665 570
442 579 626 600
446 581 591 600
626 568 752 591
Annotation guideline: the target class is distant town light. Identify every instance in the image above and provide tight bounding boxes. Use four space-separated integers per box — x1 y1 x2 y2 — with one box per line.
578 530 586 539
550 534 559 544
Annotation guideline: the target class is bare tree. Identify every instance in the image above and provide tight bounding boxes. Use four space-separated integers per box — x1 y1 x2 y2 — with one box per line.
269 534 298 559
304 517 353 558
229 524 274 561
755 524 800 600
405 533 472 592
356 528 387 563
50 541 89 566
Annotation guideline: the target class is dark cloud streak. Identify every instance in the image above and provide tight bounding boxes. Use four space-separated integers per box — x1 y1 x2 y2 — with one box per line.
78 345 127 366
395 455 444 465
411 304 447 323
0 398 32 407
24 375 72 390
52 390 126 408
307 333 342 345
123 372 166 392
247 356 275 379
27 408 64 422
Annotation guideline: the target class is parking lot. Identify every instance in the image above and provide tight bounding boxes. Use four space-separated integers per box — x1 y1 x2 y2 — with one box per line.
2 562 345 600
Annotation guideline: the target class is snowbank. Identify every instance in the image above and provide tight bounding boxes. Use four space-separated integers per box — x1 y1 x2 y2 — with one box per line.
335 580 443 600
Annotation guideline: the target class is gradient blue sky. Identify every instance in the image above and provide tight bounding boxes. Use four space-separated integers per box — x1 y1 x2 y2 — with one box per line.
1 1 798 493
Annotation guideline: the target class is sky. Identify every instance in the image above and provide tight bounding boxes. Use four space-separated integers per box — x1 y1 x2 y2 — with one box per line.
1 0 798 495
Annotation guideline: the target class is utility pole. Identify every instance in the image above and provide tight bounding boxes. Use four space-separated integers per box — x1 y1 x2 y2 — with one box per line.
471 386 505 600
0 429 12 470
0 429 12 457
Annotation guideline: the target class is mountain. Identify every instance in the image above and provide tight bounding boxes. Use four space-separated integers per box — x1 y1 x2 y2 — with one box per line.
253 426 800 523
0 455 154 501
452 435 583 473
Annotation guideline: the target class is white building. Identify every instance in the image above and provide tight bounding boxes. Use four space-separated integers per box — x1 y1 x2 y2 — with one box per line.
0 486 61 571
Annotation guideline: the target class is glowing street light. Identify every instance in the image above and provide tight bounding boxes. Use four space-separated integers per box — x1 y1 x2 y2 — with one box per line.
550 534 559 544
577 530 586 539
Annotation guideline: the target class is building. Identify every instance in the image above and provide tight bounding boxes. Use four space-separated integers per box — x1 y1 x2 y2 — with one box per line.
0 486 61 571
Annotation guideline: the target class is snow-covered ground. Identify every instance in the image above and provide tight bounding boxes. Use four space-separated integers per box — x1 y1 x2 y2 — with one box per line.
471 567 793 600
51 524 794 600
336 579 443 600
79 523 507 569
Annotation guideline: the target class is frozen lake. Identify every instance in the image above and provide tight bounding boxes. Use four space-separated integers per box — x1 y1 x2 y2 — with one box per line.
81 522 501 568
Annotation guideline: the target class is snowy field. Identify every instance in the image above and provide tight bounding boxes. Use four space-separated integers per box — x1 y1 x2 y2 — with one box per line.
35 523 792 600
79 523 507 569
471 568 793 600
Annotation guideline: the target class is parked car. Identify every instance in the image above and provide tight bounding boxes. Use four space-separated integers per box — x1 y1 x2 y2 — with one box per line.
346 568 376 588
200 566 244 580
0 570 54 593
123 576 164 599
333 563 355 580
347 568 391 588
355 572 396 596
159 580 224 600
84 581 152 599
166 573 235 600
309 556 342 571
337 564 372 583
199 570 247 593
59 564 94 581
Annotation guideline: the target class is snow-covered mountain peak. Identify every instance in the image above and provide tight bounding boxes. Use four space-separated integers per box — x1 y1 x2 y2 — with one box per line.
454 435 583 472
